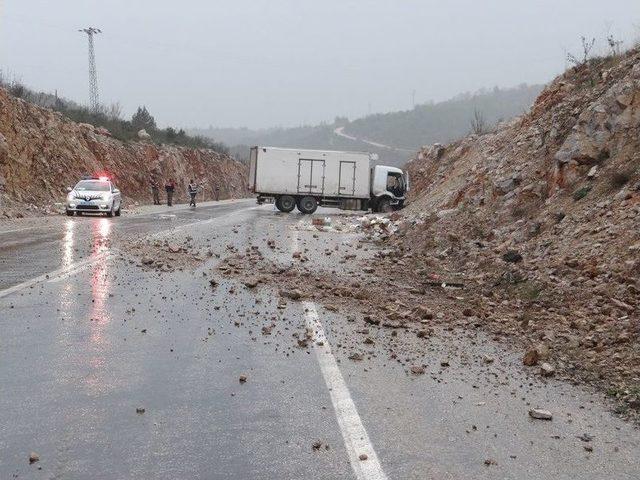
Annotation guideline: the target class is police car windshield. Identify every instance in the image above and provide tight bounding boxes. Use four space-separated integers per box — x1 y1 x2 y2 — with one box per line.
75 180 110 192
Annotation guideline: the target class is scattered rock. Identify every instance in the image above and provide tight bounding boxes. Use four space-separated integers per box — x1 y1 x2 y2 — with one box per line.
29 452 40 464
243 278 259 288
482 355 495 364
540 362 555 377
502 250 523 263
529 409 553 420
281 289 303 300
577 433 593 443
523 348 539 366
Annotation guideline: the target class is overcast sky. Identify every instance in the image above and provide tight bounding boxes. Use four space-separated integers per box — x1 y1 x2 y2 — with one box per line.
1 1 639 128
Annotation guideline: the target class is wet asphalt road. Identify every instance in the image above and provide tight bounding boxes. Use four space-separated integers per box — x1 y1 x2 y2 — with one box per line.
1 202 639 479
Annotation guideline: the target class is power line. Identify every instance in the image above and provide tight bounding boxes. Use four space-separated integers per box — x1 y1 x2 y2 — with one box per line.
78 27 101 111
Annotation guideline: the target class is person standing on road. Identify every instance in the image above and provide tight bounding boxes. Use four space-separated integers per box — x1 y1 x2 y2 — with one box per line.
188 179 198 207
165 179 175 206
151 177 161 205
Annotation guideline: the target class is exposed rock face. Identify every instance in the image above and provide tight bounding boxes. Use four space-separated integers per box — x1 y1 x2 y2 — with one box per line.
0 88 249 212
392 48 640 405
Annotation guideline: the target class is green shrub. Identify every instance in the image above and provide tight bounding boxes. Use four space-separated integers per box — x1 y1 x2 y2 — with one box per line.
573 186 591 201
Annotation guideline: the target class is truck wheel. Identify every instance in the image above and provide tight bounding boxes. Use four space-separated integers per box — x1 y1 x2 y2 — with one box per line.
392 200 405 211
277 195 296 213
297 196 318 215
377 198 392 213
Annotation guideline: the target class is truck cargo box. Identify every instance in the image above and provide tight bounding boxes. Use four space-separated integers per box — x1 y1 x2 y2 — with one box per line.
250 147 372 199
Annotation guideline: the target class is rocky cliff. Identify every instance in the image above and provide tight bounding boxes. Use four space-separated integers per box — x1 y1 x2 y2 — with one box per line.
388 48 640 413
0 88 249 216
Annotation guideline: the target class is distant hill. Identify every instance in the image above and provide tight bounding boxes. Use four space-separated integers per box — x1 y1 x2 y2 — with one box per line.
345 84 543 149
193 83 544 167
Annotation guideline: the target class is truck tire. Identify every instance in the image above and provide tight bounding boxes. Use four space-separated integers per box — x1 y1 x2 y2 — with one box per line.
276 195 296 213
297 196 318 215
392 200 405 211
376 198 392 213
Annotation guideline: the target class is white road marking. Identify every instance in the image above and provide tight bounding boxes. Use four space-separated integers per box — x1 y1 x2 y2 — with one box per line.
0 251 111 299
293 223 386 479
303 302 388 480
0 225 42 235
47 252 114 283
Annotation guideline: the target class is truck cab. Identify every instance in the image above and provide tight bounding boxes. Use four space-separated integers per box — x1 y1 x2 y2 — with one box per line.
370 165 409 212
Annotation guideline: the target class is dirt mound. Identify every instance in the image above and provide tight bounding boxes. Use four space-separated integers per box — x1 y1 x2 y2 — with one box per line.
0 88 249 217
389 49 640 415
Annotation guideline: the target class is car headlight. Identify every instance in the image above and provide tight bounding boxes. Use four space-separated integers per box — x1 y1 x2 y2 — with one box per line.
102 194 112 201
67 192 74 201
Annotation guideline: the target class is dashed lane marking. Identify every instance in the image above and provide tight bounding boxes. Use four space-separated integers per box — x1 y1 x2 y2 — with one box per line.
303 302 388 480
0 251 112 299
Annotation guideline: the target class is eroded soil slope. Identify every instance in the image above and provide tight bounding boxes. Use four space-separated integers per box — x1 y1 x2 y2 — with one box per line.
0 88 248 216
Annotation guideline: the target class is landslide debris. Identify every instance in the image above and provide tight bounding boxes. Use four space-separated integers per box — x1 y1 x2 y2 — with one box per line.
383 47 640 416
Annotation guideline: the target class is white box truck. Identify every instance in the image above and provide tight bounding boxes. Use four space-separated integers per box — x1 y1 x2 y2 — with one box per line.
248 146 409 214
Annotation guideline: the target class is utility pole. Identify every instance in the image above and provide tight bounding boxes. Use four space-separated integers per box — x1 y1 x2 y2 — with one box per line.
78 27 101 111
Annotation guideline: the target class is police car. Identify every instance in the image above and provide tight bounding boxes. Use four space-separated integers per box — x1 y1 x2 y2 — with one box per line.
65 176 122 217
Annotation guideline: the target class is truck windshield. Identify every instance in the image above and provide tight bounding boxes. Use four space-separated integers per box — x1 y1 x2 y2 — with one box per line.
75 180 111 192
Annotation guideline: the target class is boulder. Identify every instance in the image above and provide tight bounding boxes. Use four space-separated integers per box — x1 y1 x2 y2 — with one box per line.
137 129 152 140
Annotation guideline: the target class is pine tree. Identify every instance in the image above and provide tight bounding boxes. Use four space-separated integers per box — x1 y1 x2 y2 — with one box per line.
131 106 156 131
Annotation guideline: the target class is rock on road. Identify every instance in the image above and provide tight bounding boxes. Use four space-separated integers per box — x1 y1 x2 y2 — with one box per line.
1 200 639 479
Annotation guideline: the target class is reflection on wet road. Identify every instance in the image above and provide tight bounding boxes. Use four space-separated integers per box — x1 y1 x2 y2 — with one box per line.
0 201 254 291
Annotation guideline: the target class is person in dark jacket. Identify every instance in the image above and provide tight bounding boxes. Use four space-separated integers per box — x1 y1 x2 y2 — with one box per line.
165 179 175 206
151 177 160 205
188 180 198 207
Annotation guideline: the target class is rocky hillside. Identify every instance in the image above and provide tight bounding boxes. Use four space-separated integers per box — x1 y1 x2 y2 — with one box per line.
390 48 640 414
0 88 249 217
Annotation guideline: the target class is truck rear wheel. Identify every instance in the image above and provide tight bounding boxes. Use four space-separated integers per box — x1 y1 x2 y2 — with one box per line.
276 195 296 213
297 196 318 215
